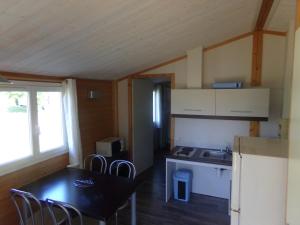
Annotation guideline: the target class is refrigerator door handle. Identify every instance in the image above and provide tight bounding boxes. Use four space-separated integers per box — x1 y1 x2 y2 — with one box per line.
231 152 242 213
231 208 240 213
231 208 240 225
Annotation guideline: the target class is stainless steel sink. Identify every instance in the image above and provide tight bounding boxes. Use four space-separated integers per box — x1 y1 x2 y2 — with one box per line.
200 150 231 161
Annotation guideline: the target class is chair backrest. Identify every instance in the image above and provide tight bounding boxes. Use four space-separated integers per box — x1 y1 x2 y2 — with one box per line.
46 199 83 225
83 154 107 174
109 160 136 180
10 189 44 225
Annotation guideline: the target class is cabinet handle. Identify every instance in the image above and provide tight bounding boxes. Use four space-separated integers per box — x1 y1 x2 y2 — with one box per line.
230 110 252 113
184 109 202 112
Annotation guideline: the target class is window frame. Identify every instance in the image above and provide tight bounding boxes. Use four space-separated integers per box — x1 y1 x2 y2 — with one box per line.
0 81 68 175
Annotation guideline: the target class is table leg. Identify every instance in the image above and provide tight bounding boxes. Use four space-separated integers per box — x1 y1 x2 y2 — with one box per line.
165 160 175 203
131 192 136 225
22 199 28 225
98 221 106 225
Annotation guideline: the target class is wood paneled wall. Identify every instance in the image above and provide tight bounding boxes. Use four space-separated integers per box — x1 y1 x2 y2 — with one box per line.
76 79 115 160
0 154 69 225
0 75 116 225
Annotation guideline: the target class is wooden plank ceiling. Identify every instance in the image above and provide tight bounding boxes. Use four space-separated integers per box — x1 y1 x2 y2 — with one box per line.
0 0 295 80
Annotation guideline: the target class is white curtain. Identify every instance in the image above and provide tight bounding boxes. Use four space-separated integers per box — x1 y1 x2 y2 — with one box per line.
63 79 83 168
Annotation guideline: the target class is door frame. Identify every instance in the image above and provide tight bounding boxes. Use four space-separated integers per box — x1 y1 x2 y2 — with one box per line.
128 73 175 160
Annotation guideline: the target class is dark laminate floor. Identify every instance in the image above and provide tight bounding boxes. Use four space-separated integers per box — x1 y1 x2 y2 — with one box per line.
16 153 229 225
108 153 231 225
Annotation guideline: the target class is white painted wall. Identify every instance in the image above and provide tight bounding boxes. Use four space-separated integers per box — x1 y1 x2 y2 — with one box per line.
203 36 253 88
117 79 129 149
287 27 300 225
147 59 187 88
174 119 249 149
147 34 286 148
261 34 287 137
186 46 203 88
283 21 296 119
117 34 287 149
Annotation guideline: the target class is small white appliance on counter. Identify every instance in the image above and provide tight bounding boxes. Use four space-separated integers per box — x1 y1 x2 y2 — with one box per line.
212 81 243 89
231 136 288 225
96 137 125 157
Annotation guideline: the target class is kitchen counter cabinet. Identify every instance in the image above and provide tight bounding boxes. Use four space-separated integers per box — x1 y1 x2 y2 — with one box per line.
167 149 232 166
165 157 232 203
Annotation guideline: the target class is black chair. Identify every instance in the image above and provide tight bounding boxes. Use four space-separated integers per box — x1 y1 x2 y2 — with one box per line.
46 199 83 225
109 160 136 225
10 188 44 225
83 154 107 174
109 160 136 180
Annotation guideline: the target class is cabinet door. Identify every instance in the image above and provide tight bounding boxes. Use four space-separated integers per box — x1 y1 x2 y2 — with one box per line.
171 89 215 116
239 154 287 225
216 89 269 118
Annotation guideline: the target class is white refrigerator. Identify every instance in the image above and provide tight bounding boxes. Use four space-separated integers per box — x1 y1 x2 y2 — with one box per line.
231 137 288 225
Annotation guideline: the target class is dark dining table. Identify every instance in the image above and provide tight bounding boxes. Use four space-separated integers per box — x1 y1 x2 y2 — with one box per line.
21 167 137 225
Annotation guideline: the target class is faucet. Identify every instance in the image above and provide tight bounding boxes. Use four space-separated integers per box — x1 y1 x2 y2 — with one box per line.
225 145 232 153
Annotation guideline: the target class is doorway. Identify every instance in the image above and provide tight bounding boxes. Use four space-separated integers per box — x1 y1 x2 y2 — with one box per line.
129 74 174 174
153 81 171 155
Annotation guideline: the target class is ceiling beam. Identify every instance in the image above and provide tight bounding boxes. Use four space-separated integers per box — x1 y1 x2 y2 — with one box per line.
203 32 254 52
116 55 187 82
262 30 287 36
249 0 275 137
116 28 285 83
255 0 274 31
0 71 65 83
251 31 263 86
249 31 262 137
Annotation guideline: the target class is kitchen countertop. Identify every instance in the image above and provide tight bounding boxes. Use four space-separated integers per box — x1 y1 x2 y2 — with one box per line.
233 136 288 158
166 146 232 166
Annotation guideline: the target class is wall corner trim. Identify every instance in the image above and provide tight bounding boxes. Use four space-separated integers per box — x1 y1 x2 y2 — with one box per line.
297 0 300 29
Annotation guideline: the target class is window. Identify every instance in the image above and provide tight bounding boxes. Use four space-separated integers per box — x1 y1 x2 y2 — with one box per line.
37 92 64 152
0 81 67 175
153 87 161 128
0 91 31 164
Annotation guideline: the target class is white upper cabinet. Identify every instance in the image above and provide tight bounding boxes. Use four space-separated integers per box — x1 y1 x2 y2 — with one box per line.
216 89 270 118
171 89 215 116
171 88 270 119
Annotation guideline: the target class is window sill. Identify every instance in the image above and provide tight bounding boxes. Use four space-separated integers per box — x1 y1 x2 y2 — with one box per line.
0 148 68 176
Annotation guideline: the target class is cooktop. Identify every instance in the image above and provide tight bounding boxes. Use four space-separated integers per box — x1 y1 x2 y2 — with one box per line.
173 147 197 158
